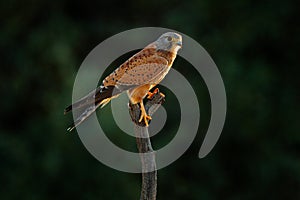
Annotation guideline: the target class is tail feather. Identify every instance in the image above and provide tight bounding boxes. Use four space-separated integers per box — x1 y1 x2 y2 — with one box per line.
65 85 127 132
64 87 101 114
66 101 104 132
64 85 120 113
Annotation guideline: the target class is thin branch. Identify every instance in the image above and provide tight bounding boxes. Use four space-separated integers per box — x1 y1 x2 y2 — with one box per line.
129 90 165 200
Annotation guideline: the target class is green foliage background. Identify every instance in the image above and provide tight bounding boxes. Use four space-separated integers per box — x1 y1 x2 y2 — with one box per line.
1 0 299 199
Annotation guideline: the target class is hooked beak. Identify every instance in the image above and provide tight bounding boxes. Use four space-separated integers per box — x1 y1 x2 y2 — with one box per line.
176 40 182 48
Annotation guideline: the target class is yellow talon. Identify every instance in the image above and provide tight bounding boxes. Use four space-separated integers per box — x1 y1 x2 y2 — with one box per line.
147 88 159 99
139 101 152 126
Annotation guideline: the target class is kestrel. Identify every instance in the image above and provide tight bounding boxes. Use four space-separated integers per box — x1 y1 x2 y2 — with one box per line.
65 32 182 131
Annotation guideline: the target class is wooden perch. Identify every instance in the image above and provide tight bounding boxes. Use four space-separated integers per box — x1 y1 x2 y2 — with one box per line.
128 89 165 200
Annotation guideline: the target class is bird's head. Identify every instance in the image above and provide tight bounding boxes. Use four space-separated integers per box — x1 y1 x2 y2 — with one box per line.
155 32 182 53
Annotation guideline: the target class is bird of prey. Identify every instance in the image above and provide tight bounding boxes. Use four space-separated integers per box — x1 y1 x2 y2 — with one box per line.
65 32 182 131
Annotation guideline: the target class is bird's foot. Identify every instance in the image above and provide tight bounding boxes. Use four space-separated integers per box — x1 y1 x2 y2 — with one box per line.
147 88 159 99
139 103 152 126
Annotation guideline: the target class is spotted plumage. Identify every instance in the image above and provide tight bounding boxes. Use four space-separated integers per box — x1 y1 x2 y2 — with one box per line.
65 32 182 131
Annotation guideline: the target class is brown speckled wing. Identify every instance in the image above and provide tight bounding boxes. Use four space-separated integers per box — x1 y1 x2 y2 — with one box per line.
116 56 169 86
102 47 169 90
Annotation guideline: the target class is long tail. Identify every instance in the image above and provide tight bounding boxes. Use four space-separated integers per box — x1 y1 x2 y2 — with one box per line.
66 102 103 132
64 85 121 132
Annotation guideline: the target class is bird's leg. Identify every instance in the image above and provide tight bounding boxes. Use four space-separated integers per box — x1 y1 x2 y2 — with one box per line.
139 100 152 126
147 88 159 99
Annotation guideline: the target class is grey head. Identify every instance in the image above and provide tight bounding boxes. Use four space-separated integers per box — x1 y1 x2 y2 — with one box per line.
154 32 182 52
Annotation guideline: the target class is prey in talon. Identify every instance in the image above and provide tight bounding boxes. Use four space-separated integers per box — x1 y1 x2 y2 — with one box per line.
64 32 182 131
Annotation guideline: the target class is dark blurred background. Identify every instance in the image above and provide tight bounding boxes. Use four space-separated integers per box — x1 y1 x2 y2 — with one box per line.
1 0 299 199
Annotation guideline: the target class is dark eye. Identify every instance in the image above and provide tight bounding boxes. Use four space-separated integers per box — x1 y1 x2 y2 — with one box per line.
167 36 172 41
